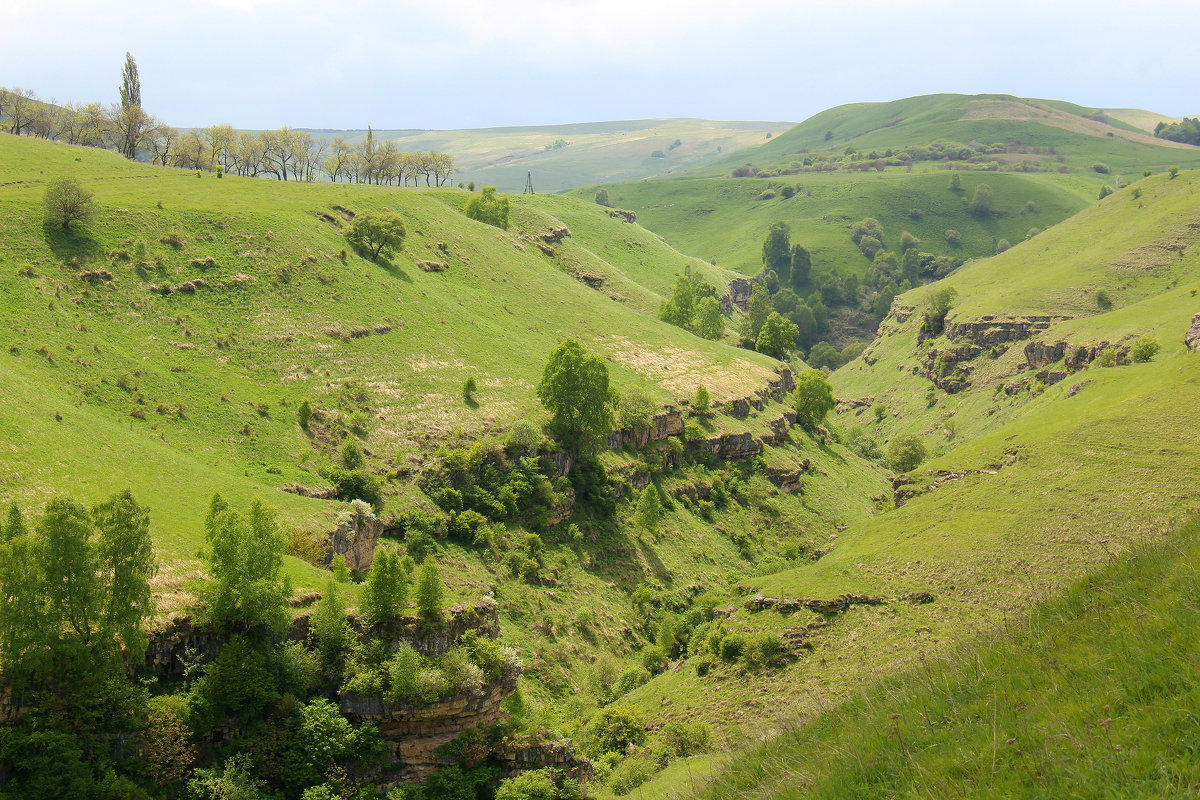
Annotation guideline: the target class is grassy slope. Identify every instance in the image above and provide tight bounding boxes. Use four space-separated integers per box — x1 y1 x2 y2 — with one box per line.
620 172 1200 798
570 94 1200 286
315 118 788 193
694 517 1200 799
0 133 789 589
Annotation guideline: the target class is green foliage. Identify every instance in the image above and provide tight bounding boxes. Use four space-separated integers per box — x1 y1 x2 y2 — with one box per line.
465 186 510 229
462 376 477 403
899 230 919 252
311 577 349 671
761 221 792 281
921 286 957 336
361 547 409 626
595 189 611 207
297 399 313 430
948 171 962 191
640 644 668 674
187 752 268 800
339 437 365 469
849 217 883 249
1097 184 1113 200
201 494 291 637
536 339 616 454
692 384 711 415
344 211 406 260
790 243 812 288
416 563 444 620
1169 166 1180 179
1130 335 1161 363
739 283 773 347
755 311 800 359
617 387 657 431
505 419 543 453
969 183 994 216
588 705 647 755
692 295 724 340
634 485 663 530
321 463 384 511
43 178 98 230
944 228 961 246
1095 289 1112 309
793 369 835 431
887 435 927 473
385 644 422 701
660 720 712 757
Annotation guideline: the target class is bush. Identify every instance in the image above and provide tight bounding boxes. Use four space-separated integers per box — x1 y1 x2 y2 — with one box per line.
297 400 313 430
1092 162 1111 174
944 229 961 247
415 667 450 702
1130 336 1161 363
969 183 994 216
465 186 510 229
660 720 712 757
608 757 656 795
617 388 657 431
691 384 711 415
386 644 422 701
742 632 784 666
441 648 485 695
589 705 647 754
888 435 927 473
793 369 835 431
1096 290 1112 309
43 178 98 230
718 631 744 662
613 666 651 696
496 768 561 800
506 419 543 452
640 644 668 674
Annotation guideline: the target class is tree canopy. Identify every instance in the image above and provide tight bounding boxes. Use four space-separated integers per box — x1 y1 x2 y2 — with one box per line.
465 185 510 229
43 178 97 230
536 339 617 453
793 369 835 431
345 211 406 260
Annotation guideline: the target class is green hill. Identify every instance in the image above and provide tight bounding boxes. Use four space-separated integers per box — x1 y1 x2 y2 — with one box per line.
571 94 1200 290
620 169 1200 798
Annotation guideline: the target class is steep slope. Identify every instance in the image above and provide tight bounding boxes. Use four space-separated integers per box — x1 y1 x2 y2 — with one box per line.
613 171 1200 798
0 133 787 585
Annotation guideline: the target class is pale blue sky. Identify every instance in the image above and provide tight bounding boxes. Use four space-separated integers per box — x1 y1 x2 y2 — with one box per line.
2 0 1197 130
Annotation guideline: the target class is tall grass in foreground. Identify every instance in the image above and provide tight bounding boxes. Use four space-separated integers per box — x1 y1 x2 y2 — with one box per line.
696 518 1200 799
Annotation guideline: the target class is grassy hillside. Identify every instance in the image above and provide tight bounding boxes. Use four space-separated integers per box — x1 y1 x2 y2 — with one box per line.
694 515 1200 798
312 118 788 193
606 171 1200 798
0 132 790 589
571 95 1200 299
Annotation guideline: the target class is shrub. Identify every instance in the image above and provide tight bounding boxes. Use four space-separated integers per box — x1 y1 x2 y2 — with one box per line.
386 644 422 700
683 420 706 443
640 644 668 674
416 564 444 620
888 435 927 473
969 183 994 216
1096 290 1112 309
462 377 477 403
617 388 657 431
496 768 560 800
589 705 647 754
742 632 783 666
1098 184 1113 200
613 666 651 696
1130 336 1161 363
43 178 98 230
1169 166 1180 179
339 437 365 469
595 189 611 207
506 419 543 452
415 667 450 702
995 238 1011 253
718 632 745 662
441 649 485 695
660 720 712 757
465 186 510 229
793 369 835 431
297 400 313 430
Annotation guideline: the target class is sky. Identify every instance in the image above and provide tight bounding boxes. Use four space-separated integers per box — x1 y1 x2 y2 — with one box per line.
2 0 1198 131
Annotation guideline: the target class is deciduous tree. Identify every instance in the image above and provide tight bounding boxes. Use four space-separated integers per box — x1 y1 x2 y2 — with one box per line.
536 339 616 454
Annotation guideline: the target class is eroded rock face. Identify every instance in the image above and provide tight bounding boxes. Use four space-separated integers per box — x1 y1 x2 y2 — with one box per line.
328 506 389 573
944 315 1069 346
1024 339 1129 370
721 277 754 313
606 407 685 449
1186 312 1200 351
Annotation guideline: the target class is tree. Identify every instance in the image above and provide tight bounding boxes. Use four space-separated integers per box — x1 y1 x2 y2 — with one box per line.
0 492 157 691
361 548 408 626
201 494 291 637
462 377 477 403
595 189 611 207
465 186 510 229
899 231 919 253
793 369 835 431
617 387 657 431
634 486 662 530
948 171 962 191
739 283 773 347
345 211 406 260
969 183 994 216
693 296 724 340
692 385 711 415
536 339 616 454
496 769 560 800
790 244 811 288
298 400 313 430
1130 336 1161 363
416 564 444 620
119 52 141 111
311 578 348 671
921 287 957 336
755 312 800 359
761 221 792 282
659 272 695 329
888 436 927 472
43 179 98 230
1097 184 1113 200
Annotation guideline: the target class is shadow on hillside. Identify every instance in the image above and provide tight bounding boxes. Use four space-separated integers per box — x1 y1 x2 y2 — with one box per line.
375 256 413 283
635 536 671 584
43 223 103 263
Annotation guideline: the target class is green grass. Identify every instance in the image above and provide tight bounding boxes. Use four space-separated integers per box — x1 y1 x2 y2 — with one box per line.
691 516 1200 799
0 132 787 589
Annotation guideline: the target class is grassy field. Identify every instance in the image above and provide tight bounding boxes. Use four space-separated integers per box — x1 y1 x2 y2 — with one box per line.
311 118 789 193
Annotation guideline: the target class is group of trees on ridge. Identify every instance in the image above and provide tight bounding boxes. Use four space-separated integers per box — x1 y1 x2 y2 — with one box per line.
0 56 457 186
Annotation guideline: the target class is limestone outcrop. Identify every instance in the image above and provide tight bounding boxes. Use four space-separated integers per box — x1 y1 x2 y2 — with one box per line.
1186 312 1200 351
